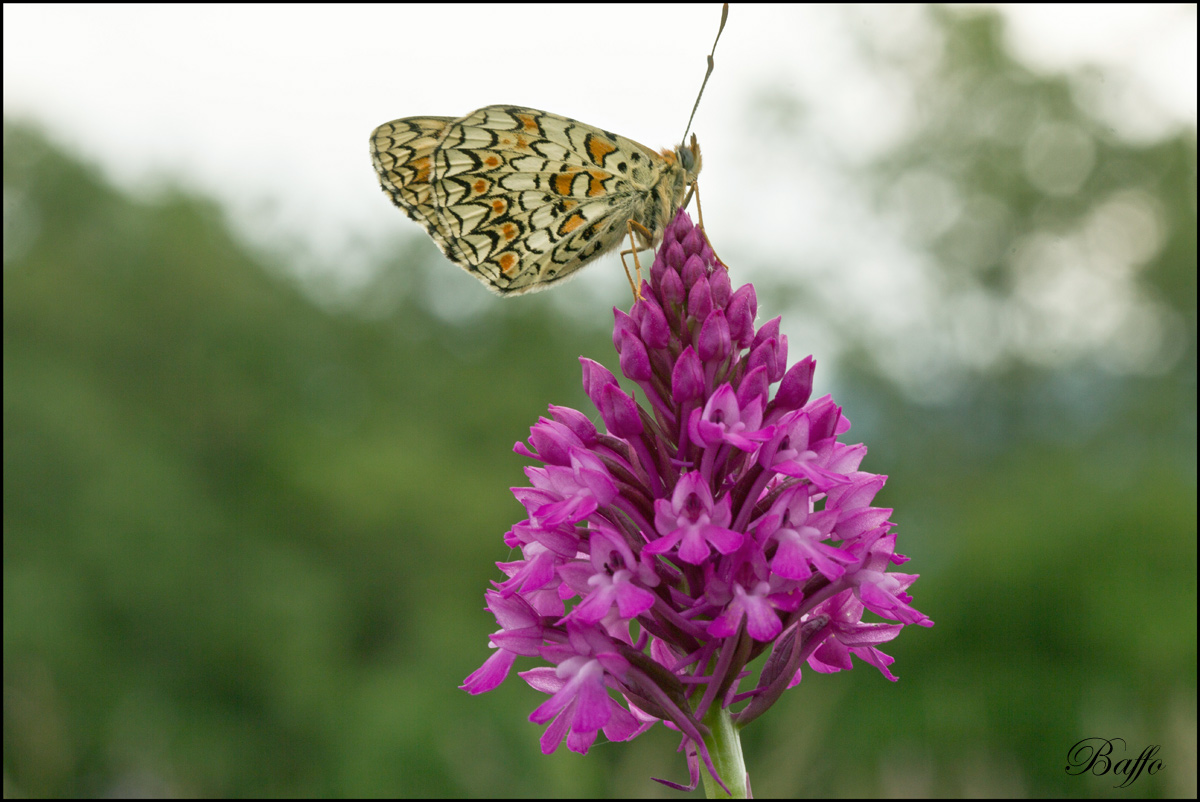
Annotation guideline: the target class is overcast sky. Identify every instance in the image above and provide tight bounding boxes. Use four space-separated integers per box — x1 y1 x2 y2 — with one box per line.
5 4 1196 386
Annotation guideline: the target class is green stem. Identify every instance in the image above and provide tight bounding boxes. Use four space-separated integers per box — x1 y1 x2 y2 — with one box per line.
699 705 749 798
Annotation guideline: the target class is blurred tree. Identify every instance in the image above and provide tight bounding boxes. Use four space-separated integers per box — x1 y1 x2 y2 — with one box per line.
744 7 1195 799
3 117 623 796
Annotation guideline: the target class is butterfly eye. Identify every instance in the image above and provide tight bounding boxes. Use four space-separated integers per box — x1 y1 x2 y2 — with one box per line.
678 147 695 172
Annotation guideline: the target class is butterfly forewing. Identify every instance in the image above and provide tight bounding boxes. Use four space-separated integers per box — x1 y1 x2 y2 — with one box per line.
370 105 701 295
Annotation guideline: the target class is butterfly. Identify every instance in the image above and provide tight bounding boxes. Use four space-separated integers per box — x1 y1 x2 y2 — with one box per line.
369 108 700 296
369 6 727 297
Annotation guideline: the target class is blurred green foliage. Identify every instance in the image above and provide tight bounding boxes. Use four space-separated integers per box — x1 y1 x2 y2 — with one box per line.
5 7 1195 798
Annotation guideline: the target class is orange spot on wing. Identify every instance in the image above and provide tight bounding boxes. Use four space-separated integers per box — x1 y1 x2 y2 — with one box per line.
473 179 488 194
587 136 617 164
515 114 539 133
412 156 432 183
553 173 575 196
485 155 501 168
560 214 586 235
492 199 507 213
501 223 518 241
586 170 610 197
499 252 519 275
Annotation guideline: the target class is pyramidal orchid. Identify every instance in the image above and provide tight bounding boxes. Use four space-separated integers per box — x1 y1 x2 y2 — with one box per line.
462 211 933 797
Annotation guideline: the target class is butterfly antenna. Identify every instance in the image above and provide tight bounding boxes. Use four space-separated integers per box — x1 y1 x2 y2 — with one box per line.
682 3 729 143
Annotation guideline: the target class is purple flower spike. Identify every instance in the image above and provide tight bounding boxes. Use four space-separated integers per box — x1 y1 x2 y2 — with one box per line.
464 211 932 789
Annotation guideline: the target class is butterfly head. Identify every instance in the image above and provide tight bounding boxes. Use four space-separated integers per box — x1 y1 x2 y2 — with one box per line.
662 134 702 188
681 136 700 183
676 134 702 184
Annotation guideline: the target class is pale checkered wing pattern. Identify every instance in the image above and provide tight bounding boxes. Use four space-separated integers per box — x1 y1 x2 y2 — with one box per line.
371 106 701 295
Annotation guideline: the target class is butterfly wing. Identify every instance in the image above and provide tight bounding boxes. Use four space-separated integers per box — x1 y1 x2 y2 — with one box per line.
370 116 473 266
428 106 673 294
371 106 692 295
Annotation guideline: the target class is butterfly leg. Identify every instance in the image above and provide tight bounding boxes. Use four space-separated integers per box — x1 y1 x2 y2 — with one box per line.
621 219 655 302
684 181 728 271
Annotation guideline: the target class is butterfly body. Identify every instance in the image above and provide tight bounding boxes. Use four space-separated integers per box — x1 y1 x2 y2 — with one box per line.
371 106 701 295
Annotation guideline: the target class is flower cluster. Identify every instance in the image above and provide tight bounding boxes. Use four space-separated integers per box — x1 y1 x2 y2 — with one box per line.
462 211 932 789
